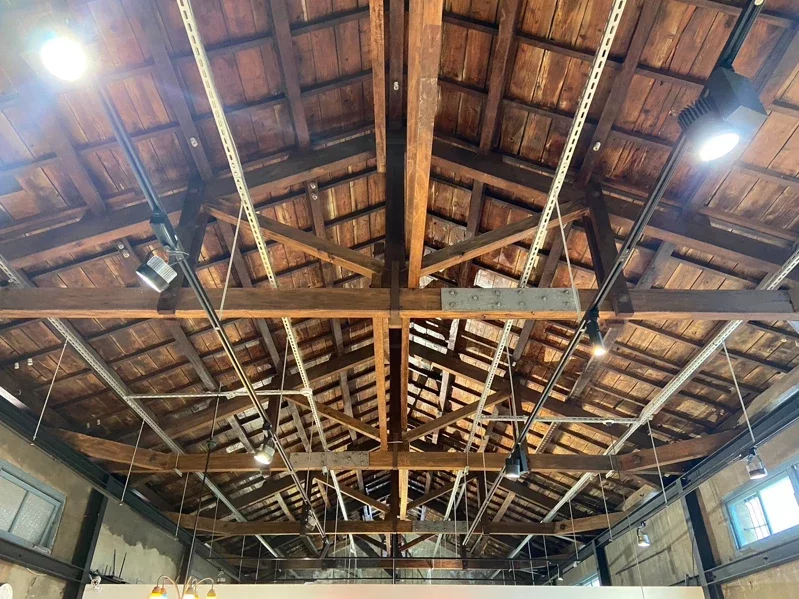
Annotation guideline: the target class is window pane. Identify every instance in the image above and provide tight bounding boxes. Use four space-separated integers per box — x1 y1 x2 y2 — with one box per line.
10 493 55 546
730 495 769 546
760 476 799 535
0 477 26 532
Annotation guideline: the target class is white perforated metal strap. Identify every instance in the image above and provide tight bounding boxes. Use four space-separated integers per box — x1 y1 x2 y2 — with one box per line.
175 0 347 522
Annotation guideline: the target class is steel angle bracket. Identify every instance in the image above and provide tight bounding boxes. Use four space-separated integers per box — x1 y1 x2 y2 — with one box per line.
441 288 579 315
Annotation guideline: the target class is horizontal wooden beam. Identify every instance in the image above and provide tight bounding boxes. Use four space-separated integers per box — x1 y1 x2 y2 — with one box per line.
206 200 383 277
166 512 625 536
3 288 799 321
248 557 551 570
61 430 735 474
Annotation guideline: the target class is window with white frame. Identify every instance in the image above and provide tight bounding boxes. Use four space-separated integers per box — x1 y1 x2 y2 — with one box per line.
726 462 799 549
578 574 601 587
0 460 65 551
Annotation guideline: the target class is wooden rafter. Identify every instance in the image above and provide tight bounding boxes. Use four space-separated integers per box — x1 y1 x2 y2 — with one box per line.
406 0 444 288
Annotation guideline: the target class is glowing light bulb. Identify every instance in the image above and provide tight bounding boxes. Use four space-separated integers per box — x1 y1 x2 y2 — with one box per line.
40 36 88 82
697 131 739 162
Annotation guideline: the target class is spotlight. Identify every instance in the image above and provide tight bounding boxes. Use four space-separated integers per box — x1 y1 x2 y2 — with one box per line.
40 35 88 81
746 448 767 480
254 436 276 466
182 591 198 599
136 253 177 293
636 523 651 548
586 309 606 357
149 585 167 599
678 66 766 162
504 446 528 481
207 590 217 599
557 566 564 582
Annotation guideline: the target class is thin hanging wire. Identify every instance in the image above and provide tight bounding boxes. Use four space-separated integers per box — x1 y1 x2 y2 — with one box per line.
120 418 146 505
568 499 579 561
553 200 581 321
185 395 221 582
32 338 69 442
175 474 191 538
219 201 245 317
542 535 550 583
238 534 246 580
646 419 668 505
598 474 614 541
255 543 262 581
208 496 220 558
722 342 756 444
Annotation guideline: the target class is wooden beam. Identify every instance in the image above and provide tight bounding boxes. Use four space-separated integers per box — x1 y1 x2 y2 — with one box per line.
314 474 389 513
83 433 735 474
368 0 387 172
405 0 444 288
268 0 311 148
166 512 622 536
584 182 634 315
206 200 383 278
138 0 214 180
409 341 653 448
4 288 799 321
157 176 208 314
373 318 390 450
420 200 587 276
577 1 662 184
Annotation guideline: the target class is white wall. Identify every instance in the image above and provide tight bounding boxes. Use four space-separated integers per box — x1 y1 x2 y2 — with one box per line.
99 583 705 599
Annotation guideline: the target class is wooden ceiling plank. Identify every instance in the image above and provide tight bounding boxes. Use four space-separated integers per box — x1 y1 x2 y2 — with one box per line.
406 0 444 288
137 0 214 181
578 1 662 184
0 136 375 269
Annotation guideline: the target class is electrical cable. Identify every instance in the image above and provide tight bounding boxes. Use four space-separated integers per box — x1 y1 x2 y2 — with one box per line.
32 337 69 442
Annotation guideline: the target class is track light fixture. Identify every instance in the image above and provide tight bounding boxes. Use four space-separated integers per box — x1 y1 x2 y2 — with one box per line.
586 308 606 357
746 447 767 480
678 66 766 162
557 565 564 582
254 427 276 466
136 252 177 293
504 446 529 481
636 522 651 548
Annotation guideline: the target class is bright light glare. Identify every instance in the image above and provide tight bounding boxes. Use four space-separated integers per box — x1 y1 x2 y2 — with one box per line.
592 344 607 357
698 131 739 162
40 37 87 81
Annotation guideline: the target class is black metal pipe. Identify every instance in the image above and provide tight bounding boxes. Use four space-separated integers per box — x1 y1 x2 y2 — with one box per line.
94 82 327 542
464 0 765 543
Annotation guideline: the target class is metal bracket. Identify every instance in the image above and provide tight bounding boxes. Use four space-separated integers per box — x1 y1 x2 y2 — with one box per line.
441 288 579 314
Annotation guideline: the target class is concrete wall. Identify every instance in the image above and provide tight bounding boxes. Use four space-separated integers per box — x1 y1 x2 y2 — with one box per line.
0 422 200 597
90 500 185 584
0 422 93 599
593 418 799 596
